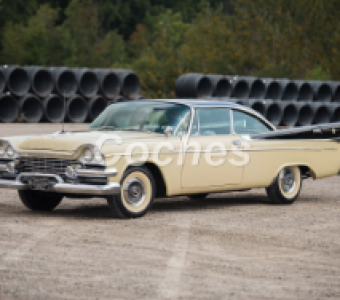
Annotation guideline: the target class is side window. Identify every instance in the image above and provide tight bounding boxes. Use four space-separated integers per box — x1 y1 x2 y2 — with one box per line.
192 108 231 136
233 110 271 134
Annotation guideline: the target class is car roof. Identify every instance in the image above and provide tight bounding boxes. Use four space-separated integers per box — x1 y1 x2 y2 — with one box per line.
149 98 244 109
110 98 276 131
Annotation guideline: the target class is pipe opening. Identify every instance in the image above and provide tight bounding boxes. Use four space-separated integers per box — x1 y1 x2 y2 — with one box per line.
282 104 298 126
213 78 231 97
298 83 313 101
122 74 140 95
251 102 266 116
331 107 340 122
57 71 77 95
266 82 282 100
0 95 18 122
196 77 213 97
298 105 313 126
45 96 65 122
33 70 53 96
21 96 43 123
80 72 99 96
0 71 5 92
333 86 340 102
282 83 298 100
249 80 266 99
232 81 249 99
314 106 331 124
8 69 30 95
316 84 332 101
90 97 108 120
102 73 120 98
67 97 87 122
266 103 281 126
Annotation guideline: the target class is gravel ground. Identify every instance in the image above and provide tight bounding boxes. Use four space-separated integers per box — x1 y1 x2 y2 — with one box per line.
0 124 339 300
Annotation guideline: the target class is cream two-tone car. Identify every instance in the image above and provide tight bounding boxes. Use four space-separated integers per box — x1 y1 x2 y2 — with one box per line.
0 100 339 218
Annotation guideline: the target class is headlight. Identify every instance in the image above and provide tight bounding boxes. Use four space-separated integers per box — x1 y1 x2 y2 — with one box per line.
5 145 15 158
0 141 17 159
80 146 105 165
83 149 94 162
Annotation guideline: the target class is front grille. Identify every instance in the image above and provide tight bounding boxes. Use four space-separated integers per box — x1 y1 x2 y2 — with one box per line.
18 158 78 175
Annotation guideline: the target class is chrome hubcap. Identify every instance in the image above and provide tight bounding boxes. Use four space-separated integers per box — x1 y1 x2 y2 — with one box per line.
280 167 296 193
123 177 146 206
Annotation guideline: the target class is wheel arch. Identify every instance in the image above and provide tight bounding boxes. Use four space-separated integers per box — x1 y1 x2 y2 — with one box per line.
125 162 167 198
270 163 316 187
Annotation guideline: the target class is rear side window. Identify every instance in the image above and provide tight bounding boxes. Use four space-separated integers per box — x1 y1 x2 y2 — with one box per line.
233 110 271 134
192 108 231 136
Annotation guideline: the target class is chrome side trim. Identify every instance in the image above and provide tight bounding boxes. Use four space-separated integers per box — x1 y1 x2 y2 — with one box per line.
244 148 322 151
105 147 323 157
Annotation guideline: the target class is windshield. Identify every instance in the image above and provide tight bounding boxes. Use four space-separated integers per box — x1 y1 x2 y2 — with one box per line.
89 101 191 135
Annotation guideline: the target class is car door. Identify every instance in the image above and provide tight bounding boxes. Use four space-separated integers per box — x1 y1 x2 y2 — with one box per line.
181 108 244 188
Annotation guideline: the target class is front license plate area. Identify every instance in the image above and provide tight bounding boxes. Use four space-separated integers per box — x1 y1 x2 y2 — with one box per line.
30 177 55 191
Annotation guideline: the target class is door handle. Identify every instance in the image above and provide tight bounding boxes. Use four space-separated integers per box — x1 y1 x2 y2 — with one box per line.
233 140 241 146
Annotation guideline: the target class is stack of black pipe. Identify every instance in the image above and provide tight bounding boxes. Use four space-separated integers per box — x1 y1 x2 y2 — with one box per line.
175 73 340 127
0 65 143 123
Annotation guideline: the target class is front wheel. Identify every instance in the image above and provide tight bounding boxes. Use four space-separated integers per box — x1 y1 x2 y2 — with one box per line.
18 190 63 211
266 166 302 204
107 167 155 218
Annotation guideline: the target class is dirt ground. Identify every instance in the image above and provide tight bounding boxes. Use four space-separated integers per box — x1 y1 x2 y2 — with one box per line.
0 124 339 300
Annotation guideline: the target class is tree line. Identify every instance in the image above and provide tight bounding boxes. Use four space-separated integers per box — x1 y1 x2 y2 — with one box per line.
1 0 339 98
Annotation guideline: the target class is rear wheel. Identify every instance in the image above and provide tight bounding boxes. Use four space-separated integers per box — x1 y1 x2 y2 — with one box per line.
107 167 155 218
266 166 302 204
188 193 209 200
18 190 63 211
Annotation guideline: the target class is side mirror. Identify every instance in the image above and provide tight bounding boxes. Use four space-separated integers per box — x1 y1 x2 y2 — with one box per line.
164 126 173 137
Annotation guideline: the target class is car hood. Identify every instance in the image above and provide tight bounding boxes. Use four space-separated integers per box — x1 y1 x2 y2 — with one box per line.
15 131 161 152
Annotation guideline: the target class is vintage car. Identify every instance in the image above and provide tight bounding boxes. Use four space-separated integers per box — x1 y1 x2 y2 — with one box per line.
0 99 340 218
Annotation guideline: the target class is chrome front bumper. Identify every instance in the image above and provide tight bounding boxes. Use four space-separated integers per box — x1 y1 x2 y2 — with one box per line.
0 169 121 196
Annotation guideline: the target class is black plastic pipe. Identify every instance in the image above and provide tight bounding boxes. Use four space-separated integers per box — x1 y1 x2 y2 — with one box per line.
87 96 108 122
0 94 19 123
175 73 213 98
73 68 99 98
295 81 314 101
281 80 299 100
310 102 332 124
278 102 299 127
18 94 44 123
49 67 77 97
0 69 5 93
247 100 266 116
329 82 340 102
249 78 267 99
42 94 65 123
327 104 340 122
265 79 284 100
94 69 120 99
265 101 282 127
309 81 333 102
115 69 141 99
25 66 54 98
295 103 314 126
2 66 30 97
207 75 231 97
230 76 254 99
65 95 88 123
